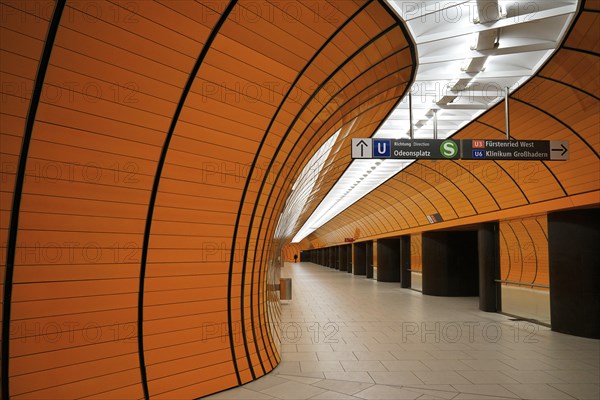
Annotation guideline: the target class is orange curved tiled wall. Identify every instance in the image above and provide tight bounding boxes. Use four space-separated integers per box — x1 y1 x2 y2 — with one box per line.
500 215 549 290
282 244 301 262
0 0 415 398
306 2 599 248
410 233 421 273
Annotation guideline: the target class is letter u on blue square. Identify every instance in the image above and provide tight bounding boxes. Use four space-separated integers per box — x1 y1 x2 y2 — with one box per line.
373 139 391 158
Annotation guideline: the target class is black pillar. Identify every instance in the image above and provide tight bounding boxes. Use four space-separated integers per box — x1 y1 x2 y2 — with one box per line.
400 235 411 288
377 239 400 282
422 231 479 296
340 245 347 271
549 209 600 339
353 242 366 275
347 245 353 273
366 241 374 279
329 247 335 268
478 223 500 312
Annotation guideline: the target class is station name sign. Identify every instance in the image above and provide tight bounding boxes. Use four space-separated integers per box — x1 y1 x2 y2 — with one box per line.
352 139 568 161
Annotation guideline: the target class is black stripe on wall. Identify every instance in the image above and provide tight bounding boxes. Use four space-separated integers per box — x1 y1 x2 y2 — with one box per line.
1 1 67 399
227 0 375 380
137 1 239 397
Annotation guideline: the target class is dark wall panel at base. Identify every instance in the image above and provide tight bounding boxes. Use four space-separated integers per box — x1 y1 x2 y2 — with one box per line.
340 245 348 271
353 243 366 275
400 236 411 288
422 231 479 296
549 209 600 339
366 241 374 279
300 250 311 262
478 223 500 312
330 247 337 269
347 245 353 273
377 239 400 282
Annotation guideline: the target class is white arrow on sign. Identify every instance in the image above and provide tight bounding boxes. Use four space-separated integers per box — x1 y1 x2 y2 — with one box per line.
351 138 372 159
550 140 569 160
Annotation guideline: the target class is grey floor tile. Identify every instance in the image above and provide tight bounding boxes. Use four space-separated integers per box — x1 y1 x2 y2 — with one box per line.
275 374 323 385
500 370 566 384
453 394 518 400
401 386 458 400
323 372 375 383
461 359 515 371
380 360 431 371
275 371 326 379
354 384 421 399
413 371 472 385
310 390 360 399
549 383 600 400
340 360 388 372
261 381 326 400
427 350 473 360
273 361 302 375
353 351 396 361
451 384 518 398
300 361 344 372
500 359 554 371
283 352 319 361
297 344 334 352
538 358 598 370
317 352 358 361
422 359 473 371
244 375 291 392
204 387 275 399
502 383 577 399
331 344 369 352
363 343 402 352
434 343 475 351
463 350 513 359
457 370 519 384
390 350 436 360
312 379 374 395
398 344 442 351
546 370 600 384
368 371 423 385
281 344 298 353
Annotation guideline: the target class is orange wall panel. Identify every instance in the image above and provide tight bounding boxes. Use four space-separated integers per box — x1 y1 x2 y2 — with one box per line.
0 1 416 398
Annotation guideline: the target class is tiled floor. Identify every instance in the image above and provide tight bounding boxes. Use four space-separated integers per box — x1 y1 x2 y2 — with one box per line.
206 262 600 400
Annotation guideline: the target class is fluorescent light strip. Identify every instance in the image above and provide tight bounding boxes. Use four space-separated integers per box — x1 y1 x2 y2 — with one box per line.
292 159 412 243
274 129 340 240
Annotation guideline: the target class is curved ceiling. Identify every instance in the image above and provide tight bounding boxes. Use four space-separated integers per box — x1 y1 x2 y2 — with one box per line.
291 0 582 243
304 0 599 247
0 1 415 399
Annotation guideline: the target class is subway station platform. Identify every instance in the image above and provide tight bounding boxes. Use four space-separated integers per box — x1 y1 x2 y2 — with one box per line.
207 262 600 400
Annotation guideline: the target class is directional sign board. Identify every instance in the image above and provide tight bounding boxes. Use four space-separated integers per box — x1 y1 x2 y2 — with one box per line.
461 140 569 160
352 139 460 160
352 139 568 161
